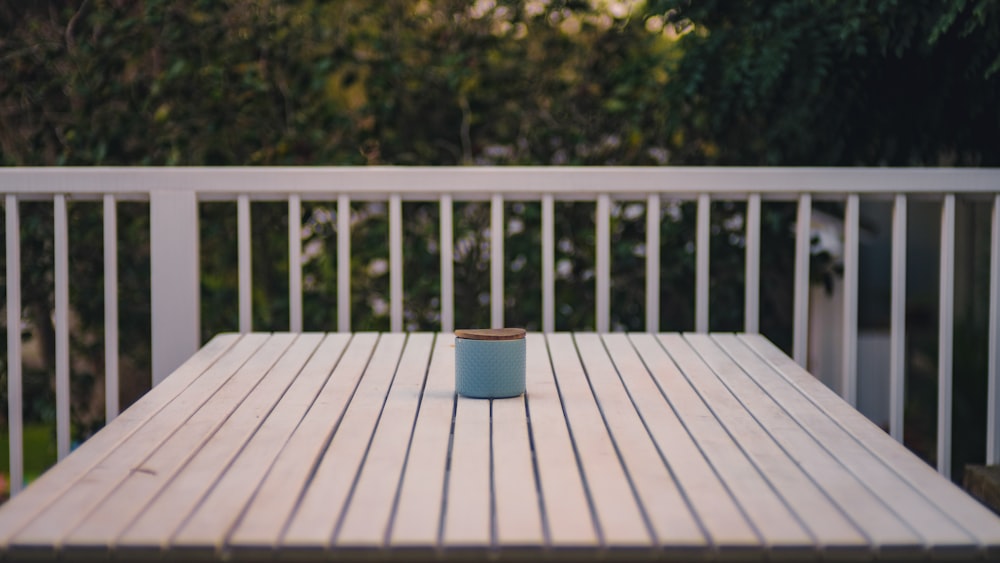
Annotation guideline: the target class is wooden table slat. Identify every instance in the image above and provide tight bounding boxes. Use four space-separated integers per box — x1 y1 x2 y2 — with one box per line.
282 333 407 547
650 335 813 547
225 333 379 548
64 333 299 548
337 333 435 547
522 334 597 547
116 333 328 548
546 333 650 546
443 397 492 546
621 334 761 550
390 333 455 547
165 333 351 551
576 334 705 548
491 395 544 547
683 334 881 550
725 334 977 548
740 333 1000 552
0 333 240 549
10 333 272 550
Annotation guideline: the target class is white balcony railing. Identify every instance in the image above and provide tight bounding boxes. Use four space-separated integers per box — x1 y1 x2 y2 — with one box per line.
2 166 1000 495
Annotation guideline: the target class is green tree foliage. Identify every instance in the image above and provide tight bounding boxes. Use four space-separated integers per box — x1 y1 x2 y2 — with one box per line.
648 0 1000 165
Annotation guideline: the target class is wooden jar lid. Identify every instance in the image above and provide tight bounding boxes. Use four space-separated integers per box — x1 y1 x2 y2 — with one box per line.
454 328 526 341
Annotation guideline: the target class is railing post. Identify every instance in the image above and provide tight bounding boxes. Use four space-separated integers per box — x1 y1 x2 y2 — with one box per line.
150 190 200 386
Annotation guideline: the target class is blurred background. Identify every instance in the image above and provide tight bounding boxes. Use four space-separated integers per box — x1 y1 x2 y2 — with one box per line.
1 0 999 496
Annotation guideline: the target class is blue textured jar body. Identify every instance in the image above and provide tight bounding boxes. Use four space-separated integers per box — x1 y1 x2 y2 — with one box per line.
455 337 526 398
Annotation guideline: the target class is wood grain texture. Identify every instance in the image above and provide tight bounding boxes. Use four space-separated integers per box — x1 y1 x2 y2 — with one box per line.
546 333 650 547
655 334 812 549
740 333 1000 553
336 333 434 547
167 333 351 550
0 333 239 549
390 333 456 547
64 334 298 549
282 333 406 548
2 331 998 561
9 333 272 551
225 333 379 549
455 328 526 341
522 334 596 547
577 334 704 548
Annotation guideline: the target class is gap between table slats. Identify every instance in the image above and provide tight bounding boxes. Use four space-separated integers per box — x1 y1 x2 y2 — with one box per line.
1 333 249 551
621 334 760 552
62 334 299 549
686 334 893 554
224 333 379 549
159 333 351 552
574 334 703 549
546 333 649 547
282 334 407 547
654 334 813 551
522 334 596 548
336 333 434 547
113 334 331 550
389 333 455 548
738 334 1000 554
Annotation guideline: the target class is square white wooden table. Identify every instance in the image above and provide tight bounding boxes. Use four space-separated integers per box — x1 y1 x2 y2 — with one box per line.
1 332 999 561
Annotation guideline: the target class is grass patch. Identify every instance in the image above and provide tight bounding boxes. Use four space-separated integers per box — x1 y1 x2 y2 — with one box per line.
1 423 59 494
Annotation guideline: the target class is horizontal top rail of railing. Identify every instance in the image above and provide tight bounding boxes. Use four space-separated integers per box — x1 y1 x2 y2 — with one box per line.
2 166 1000 199
2 166 1000 496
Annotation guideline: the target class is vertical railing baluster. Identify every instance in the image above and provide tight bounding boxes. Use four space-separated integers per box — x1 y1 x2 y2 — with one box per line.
745 194 761 334
695 194 710 333
890 194 907 443
491 193 504 330
841 195 860 407
389 195 403 332
646 194 660 333
54 195 70 460
5 195 23 495
104 194 118 424
989 194 1000 464
440 195 454 333
237 194 252 333
596 194 610 333
938 194 955 477
337 195 351 332
288 195 303 332
542 194 555 333
103 194 119 422
793 193 812 367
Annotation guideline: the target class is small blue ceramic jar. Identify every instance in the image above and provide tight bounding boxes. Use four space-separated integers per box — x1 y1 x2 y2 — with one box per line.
455 328 526 399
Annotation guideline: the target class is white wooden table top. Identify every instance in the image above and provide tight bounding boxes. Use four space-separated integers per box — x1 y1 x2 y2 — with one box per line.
1 332 999 561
